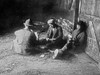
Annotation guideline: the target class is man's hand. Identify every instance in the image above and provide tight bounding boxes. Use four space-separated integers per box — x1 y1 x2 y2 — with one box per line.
46 38 49 41
50 38 56 41
49 38 56 42
46 38 56 41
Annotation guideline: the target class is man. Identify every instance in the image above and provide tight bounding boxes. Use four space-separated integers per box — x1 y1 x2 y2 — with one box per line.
53 20 87 59
13 19 37 55
46 18 64 49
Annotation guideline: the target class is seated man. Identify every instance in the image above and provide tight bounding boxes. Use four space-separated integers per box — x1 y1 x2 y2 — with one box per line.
45 18 64 49
13 19 38 55
53 20 88 59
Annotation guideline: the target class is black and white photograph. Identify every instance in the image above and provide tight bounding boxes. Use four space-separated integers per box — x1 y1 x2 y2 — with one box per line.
0 0 100 75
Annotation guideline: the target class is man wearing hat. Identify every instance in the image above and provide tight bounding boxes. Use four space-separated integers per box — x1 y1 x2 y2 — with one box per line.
13 19 37 55
46 18 64 49
53 20 88 59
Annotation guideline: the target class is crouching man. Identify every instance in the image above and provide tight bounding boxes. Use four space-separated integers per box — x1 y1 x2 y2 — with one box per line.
13 19 37 55
53 20 88 59
45 18 64 49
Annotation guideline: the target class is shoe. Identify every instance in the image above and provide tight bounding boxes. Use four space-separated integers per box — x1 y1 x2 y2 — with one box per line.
53 49 62 59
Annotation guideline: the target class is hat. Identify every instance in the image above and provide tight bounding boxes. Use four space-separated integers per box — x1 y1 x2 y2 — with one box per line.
24 19 32 26
47 19 54 24
77 20 88 31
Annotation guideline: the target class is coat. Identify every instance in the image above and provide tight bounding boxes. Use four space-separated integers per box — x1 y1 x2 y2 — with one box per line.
47 26 63 41
13 28 37 54
46 26 64 48
72 29 87 48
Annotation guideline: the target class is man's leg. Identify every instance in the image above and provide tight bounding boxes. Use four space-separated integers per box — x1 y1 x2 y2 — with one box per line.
53 49 63 59
53 41 72 59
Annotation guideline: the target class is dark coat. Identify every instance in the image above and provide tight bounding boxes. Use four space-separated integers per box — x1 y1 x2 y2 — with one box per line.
72 29 87 48
47 26 63 41
46 25 64 49
61 29 87 52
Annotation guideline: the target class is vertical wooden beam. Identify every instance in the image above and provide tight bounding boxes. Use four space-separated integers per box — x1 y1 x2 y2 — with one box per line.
74 0 80 29
68 0 73 10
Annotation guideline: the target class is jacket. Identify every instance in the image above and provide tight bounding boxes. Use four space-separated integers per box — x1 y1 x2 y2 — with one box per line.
13 29 36 53
47 26 63 41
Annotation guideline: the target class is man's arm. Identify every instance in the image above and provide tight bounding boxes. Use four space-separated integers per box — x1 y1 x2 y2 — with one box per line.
54 27 63 40
46 27 52 38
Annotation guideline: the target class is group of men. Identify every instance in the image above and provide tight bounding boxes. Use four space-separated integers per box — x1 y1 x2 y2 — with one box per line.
13 17 87 59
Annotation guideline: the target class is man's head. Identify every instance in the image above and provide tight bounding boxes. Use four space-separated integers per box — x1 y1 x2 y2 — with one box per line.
47 18 54 25
47 18 58 28
77 20 88 31
24 19 32 27
23 19 33 30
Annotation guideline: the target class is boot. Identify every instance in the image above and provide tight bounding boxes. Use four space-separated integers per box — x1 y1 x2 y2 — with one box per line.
53 49 63 59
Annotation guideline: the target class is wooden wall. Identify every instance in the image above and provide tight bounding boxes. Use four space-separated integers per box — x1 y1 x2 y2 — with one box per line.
79 0 100 62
